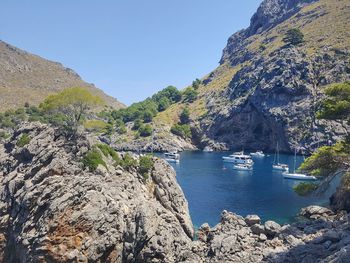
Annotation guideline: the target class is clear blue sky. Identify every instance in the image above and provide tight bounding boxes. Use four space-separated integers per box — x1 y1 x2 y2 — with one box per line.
1 0 261 105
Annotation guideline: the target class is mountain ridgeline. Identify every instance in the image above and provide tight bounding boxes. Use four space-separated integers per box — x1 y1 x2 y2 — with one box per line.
110 0 350 153
0 40 124 111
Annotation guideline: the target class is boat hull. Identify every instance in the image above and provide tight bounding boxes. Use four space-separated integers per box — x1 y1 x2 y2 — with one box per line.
165 158 179 163
222 157 253 164
233 167 252 171
273 165 289 172
282 173 316 181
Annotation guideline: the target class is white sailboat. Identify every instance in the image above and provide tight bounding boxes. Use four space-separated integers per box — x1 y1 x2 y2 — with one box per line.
272 142 289 172
283 148 316 181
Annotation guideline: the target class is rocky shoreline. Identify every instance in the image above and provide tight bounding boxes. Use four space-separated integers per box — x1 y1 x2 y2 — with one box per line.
0 122 349 262
181 206 350 262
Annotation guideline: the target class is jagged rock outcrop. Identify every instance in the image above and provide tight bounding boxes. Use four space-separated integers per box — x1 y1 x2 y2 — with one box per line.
109 134 197 153
179 206 350 262
0 123 193 262
0 40 125 111
221 0 318 63
197 0 350 153
1 123 350 262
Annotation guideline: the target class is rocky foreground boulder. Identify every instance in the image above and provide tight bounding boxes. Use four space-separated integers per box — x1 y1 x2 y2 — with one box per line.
0 123 350 262
0 123 193 262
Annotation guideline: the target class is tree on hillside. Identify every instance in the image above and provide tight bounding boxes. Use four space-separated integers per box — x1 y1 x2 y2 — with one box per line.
283 28 304 46
40 87 103 138
152 86 182 103
180 108 190 124
182 88 198 103
143 110 154 123
158 97 171 112
192 79 202 90
138 124 153 137
295 82 350 196
317 82 350 124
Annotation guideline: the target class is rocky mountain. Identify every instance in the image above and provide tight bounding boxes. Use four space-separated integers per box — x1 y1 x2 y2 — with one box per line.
0 40 125 111
1 122 350 262
132 0 350 153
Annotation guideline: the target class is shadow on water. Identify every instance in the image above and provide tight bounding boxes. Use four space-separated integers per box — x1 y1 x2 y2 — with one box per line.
158 151 331 228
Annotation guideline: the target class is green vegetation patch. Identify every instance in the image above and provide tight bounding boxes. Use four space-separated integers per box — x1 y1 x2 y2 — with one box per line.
317 81 350 122
119 153 138 170
16 133 31 147
84 120 109 133
82 149 107 172
283 28 304 46
170 124 192 139
96 143 121 164
294 182 318 196
138 124 153 137
139 155 154 181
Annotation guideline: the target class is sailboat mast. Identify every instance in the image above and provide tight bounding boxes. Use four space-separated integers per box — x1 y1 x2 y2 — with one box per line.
293 148 297 173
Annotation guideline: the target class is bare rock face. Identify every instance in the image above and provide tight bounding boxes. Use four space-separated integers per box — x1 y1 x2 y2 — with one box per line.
197 0 350 153
180 208 350 263
0 123 193 262
221 0 318 63
1 123 350 262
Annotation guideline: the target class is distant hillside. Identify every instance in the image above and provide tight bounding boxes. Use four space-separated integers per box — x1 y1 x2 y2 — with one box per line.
148 0 350 153
0 40 125 111
106 0 350 153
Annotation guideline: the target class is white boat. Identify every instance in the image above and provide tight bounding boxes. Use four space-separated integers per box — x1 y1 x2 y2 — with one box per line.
273 164 289 172
233 164 253 171
203 146 214 152
223 151 254 165
272 142 289 172
282 173 316 180
282 148 316 181
250 151 265 157
164 151 180 163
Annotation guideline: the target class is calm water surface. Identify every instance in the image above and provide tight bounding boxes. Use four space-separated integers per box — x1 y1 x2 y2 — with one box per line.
162 151 329 228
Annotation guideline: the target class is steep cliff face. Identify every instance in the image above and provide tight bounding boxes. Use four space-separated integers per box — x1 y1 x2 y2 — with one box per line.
198 0 350 153
140 0 350 153
0 41 125 111
0 123 193 262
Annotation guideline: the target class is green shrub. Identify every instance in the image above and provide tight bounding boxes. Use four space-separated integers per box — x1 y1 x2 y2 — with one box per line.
283 28 304 46
96 143 121 163
192 79 201 90
119 153 137 170
158 97 171 112
138 124 153 137
180 108 190 124
16 133 31 147
84 120 108 133
82 149 106 171
139 155 154 181
170 124 192 139
143 110 154 123
294 182 318 196
182 87 198 103
132 119 143 130
0 131 10 140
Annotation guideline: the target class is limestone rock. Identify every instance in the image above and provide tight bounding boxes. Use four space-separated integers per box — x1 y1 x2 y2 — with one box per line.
245 214 261 226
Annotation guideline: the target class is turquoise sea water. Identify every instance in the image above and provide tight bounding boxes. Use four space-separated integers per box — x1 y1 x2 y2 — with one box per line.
162 151 329 228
